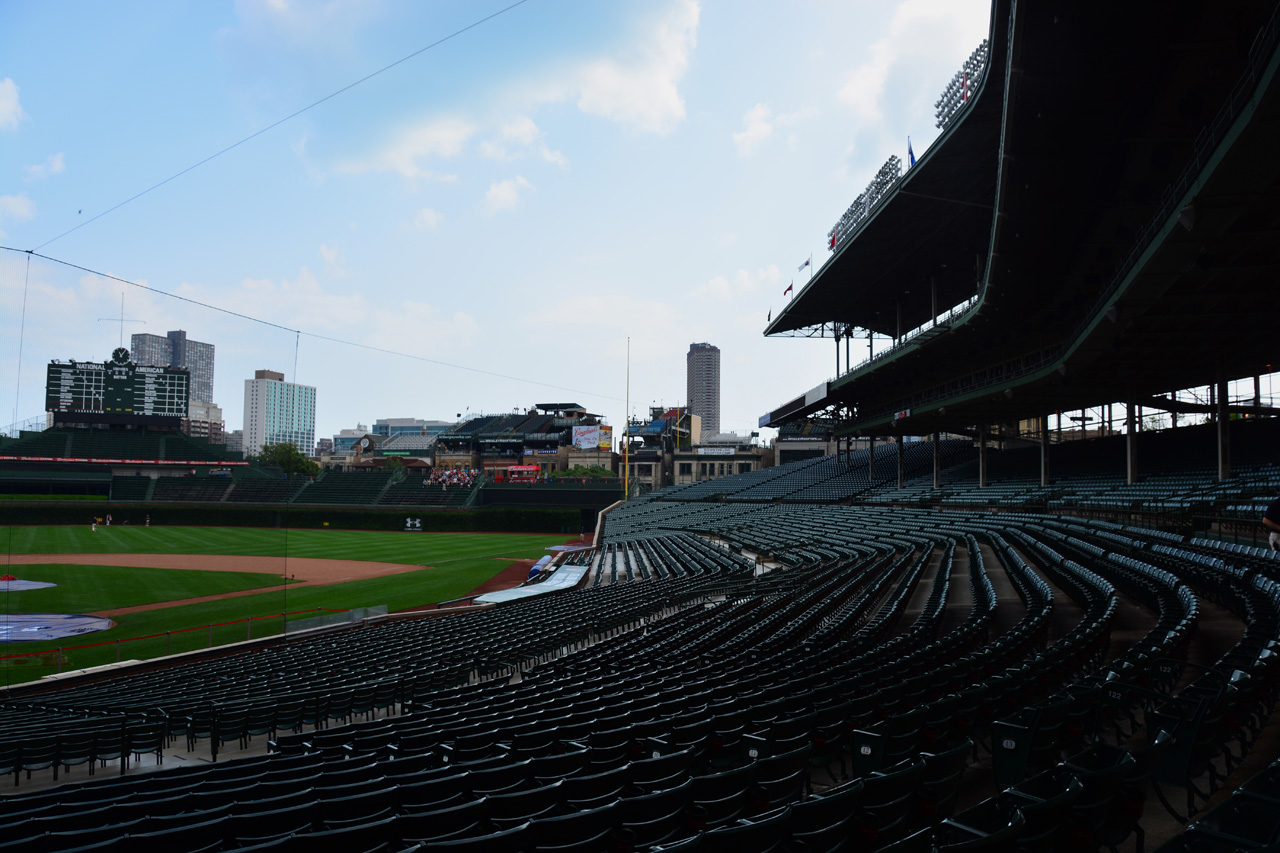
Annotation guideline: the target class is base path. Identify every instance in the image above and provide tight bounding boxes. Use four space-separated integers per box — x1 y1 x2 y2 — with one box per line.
5 536 594 618
4 553 427 617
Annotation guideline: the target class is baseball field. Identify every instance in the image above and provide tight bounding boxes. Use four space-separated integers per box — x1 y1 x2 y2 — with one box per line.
0 524 577 686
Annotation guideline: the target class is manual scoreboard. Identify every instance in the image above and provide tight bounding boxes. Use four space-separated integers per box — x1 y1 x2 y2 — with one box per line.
46 350 189 419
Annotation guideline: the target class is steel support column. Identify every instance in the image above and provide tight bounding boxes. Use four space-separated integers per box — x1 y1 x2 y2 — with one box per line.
897 438 905 489
1126 401 1138 486
932 432 941 489
1040 414 1050 487
978 422 988 488
1217 367 1231 481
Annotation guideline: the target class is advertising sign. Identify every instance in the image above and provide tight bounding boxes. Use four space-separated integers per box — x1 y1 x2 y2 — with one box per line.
598 425 612 450
572 425 600 450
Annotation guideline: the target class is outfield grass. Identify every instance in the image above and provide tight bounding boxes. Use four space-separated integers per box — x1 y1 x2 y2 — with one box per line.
0 564 288 613
0 526 574 686
2 525 570 566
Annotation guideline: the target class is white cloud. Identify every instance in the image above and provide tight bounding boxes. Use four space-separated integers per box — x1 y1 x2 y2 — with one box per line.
575 0 699 135
25 153 65 180
695 265 781 302
341 118 474 181
226 0 378 52
367 302 479 357
733 104 774 157
319 244 347 277
486 176 533 214
837 0 987 122
522 292 706 365
540 146 569 168
480 116 568 168
411 208 441 230
496 116 540 148
0 79 25 131
239 267 366 331
733 103 816 157
0 193 35 224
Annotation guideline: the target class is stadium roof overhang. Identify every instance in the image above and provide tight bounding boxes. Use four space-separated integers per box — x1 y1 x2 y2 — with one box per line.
764 0 1009 339
837 26 1280 437
763 1 1280 438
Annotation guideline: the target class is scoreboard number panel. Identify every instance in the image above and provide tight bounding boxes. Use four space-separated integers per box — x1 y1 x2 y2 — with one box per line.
46 359 189 418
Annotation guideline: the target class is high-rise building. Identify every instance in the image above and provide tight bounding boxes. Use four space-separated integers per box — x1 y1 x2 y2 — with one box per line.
243 369 316 457
131 330 215 404
686 342 721 439
183 400 225 444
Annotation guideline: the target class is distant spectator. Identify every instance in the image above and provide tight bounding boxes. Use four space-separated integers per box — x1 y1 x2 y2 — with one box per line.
1265 497 1280 551
425 467 478 488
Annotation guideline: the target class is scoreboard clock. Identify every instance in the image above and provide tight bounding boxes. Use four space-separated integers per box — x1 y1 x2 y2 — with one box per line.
46 352 190 419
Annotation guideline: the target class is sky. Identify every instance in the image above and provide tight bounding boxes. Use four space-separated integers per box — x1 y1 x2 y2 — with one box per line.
0 0 993 447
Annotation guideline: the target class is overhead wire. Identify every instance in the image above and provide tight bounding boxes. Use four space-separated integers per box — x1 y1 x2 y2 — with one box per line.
31 0 533 252
2 246 625 403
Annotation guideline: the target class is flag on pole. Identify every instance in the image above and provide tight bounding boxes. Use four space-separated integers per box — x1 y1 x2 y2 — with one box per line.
908 137 915 168
961 72 969 103
797 258 810 272
784 281 794 296
828 232 837 250
767 309 771 322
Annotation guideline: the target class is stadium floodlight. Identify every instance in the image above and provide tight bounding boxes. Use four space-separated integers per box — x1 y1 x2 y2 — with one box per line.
827 155 905 252
935 39 990 129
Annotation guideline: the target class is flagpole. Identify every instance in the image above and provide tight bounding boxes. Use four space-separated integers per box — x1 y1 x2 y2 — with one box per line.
809 254 813 281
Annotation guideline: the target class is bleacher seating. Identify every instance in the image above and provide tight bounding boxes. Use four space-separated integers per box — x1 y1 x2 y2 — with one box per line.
0 479 1272 851
108 476 151 502
291 471 395 505
224 478 309 504
150 476 233 503
0 427 236 465
379 481 473 508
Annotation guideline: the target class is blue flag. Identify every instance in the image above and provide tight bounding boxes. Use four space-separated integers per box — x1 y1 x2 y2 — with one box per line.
908 137 916 168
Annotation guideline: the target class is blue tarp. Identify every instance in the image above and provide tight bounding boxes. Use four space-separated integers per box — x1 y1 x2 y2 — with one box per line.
475 564 589 605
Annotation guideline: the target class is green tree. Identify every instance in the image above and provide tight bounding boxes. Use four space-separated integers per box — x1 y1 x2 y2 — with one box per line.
255 442 319 476
384 457 404 473
550 464 616 479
